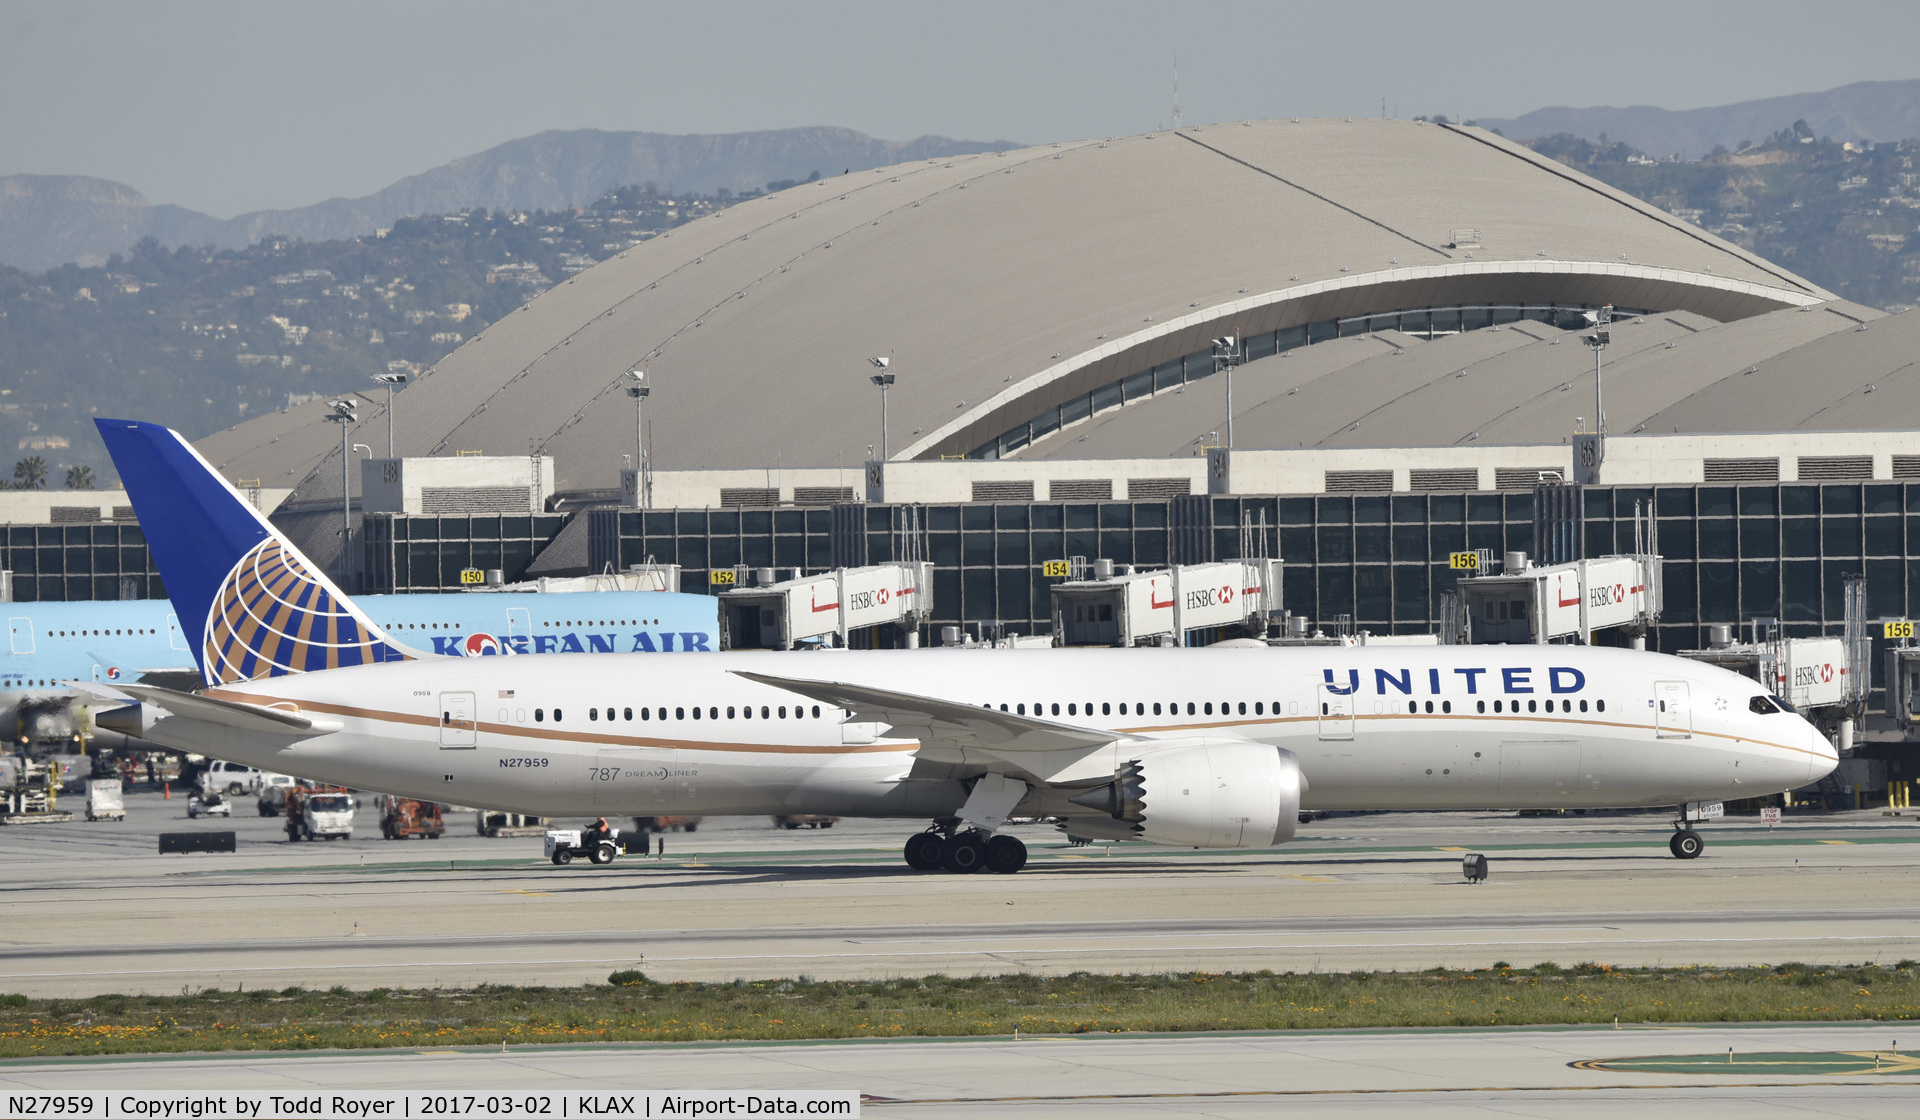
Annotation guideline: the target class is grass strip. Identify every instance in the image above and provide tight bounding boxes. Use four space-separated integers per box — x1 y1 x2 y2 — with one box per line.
3 961 1916 1057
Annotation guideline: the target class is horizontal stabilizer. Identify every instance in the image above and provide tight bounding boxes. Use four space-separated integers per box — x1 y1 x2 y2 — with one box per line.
730 669 1132 784
115 683 338 736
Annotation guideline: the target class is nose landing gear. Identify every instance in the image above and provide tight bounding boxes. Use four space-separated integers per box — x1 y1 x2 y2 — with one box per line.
1668 829 1704 859
1667 801 1720 859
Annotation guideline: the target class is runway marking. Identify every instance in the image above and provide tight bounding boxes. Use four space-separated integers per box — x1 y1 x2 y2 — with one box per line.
10 930 1913 984
11 928 1914 984
850 926 1619 944
1577 1051 1920 1076
1435 846 1471 851
3 958 647 980
616 932 1920 965
1820 840 1856 845
501 889 553 896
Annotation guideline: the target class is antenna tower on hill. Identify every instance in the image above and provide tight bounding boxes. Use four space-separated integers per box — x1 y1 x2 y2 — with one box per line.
1171 54 1181 130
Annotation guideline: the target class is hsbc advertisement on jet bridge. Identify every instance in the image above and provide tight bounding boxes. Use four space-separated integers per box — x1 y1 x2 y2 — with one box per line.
1542 557 1653 636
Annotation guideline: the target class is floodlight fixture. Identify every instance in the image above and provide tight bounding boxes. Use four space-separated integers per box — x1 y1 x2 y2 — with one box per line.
623 365 651 507
867 354 897 458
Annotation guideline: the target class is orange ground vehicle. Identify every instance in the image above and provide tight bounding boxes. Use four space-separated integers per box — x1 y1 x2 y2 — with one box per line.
381 798 444 840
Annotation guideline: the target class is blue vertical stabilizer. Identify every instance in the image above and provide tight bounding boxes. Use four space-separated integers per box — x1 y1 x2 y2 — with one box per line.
94 419 414 686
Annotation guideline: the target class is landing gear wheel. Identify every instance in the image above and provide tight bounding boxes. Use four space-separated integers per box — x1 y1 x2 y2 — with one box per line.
589 842 617 865
1670 830 1704 859
941 831 988 874
552 850 572 866
984 834 1028 874
903 832 946 871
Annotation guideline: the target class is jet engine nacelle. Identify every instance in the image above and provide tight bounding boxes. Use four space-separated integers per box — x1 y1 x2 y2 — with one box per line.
1 695 82 749
1069 738 1302 849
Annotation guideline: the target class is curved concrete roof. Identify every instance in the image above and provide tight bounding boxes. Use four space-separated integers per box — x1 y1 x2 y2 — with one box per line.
1026 300 1893 459
199 118 1831 504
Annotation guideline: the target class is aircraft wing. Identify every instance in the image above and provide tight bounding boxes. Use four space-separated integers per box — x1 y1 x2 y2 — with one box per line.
115 683 339 736
729 670 1136 785
135 668 208 692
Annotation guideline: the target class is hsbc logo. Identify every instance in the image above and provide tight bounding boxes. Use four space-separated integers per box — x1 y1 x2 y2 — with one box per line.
1792 663 1836 687
1185 587 1230 610
1588 583 1628 608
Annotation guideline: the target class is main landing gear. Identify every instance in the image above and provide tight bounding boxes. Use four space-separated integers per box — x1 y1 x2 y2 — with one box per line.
902 824 1028 874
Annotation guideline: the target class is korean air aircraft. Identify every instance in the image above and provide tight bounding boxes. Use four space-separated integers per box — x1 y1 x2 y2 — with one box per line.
5 582 717 749
96 418 1836 873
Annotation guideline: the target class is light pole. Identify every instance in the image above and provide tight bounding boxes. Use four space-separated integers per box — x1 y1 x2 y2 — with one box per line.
868 355 894 459
324 398 358 586
1583 304 1612 466
625 366 650 508
1212 334 1241 448
372 372 407 458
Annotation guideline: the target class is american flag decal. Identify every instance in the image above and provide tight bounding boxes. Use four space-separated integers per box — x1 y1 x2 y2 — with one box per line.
204 538 410 684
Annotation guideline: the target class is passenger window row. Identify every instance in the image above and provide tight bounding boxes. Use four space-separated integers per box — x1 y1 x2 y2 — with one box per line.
989 701 1278 718
531 704 825 723
1472 698 1604 714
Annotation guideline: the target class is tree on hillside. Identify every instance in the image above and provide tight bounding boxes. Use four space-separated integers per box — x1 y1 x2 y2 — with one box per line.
13 456 48 489
65 464 95 490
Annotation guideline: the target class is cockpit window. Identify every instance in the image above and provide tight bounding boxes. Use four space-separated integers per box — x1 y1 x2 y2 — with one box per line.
1769 694 1796 714
1749 694 1789 715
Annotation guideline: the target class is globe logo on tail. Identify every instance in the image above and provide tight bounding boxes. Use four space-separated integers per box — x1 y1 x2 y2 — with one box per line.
204 538 410 684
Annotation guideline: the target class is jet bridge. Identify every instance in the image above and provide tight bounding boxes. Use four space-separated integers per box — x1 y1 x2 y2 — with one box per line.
719 562 933 650
1684 620 1865 722
1458 550 1661 645
1052 558 1284 647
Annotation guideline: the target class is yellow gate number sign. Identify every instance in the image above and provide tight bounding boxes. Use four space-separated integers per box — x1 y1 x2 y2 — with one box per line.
1041 560 1071 578
1884 620 1914 640
459 568 484 585
709 569 737 586
1448 552 1480 570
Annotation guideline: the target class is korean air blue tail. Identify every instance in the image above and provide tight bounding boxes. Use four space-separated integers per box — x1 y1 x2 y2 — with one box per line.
95 419 418 687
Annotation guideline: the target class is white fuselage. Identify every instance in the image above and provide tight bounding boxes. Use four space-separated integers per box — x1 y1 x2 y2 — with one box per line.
148 645 1836 825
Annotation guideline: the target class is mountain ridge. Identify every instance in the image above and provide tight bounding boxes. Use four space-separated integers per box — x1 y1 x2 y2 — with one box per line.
1476 79 1920 158
0 125 1016 271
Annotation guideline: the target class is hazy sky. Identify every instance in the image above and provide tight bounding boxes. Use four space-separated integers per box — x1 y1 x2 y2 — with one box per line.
4 0 1917 218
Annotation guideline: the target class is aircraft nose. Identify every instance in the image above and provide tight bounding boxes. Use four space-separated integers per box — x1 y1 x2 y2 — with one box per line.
1807 718 1839 783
